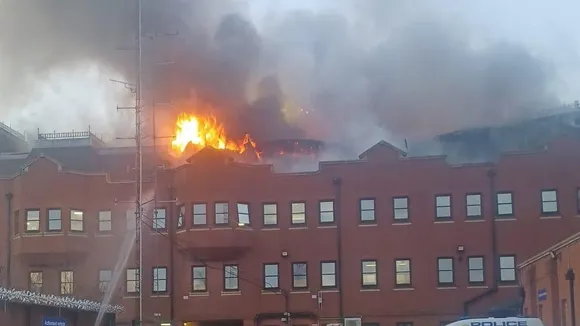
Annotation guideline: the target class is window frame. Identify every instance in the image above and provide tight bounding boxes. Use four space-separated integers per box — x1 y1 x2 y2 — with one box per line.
25 209 41 233
291 202 307 225
70 209 85 232
394 258 412 288
496 191 514 217
467 256 485 285
98 269 112 292
153 208 167 231
60 270 74 295
223 264 239 291
499 254 517 284
237 202 251 226
319 200 335 224
98 210 112 232
540 189 559 215
192 203 207 227
262 202 278 227
320 261 337 288
263 263 280 290
47 208 62 232
361 259 378 288
126 268 140 294
152 266 168 294
435 194 452 220
215 202 229 225
292 262 308 289
465 193 483 219
191 265 207 292
437 257 455 286
359 198 376 223
393 196 410 221
177 205 185 229
29 271 43 293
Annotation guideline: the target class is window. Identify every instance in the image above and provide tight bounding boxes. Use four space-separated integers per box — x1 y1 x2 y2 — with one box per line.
541 190 558 214
319 201 334 223
126 268 139 293
321 261 337 288
98 211 112 232
395 259 411 287
396 323 414 326
237 203 250 226
99 270 112 292
291 202 306 225
393 197 409 220
25 209 40 232
153 267 168 293
224 264 239 290
48 209 62 231
60 270 74 295
360 199 375 222
500 255 516 283
466 194 482 218
177 205 185 229
468 256 485 285
263 203 277 226
435 195 451 219
153 208 166 230
497 192 513 216
437 257 454 286
29 271 42 292
215 202 229 225
126 210 136 230
192 266 207 292
361 260 377 287
264 263 279 289
70 210 84 232
193 203 207 226
292 263 308 288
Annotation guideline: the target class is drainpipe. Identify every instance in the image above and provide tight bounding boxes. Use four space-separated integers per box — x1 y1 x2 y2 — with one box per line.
5 192 13 288
566 268 576 326
168 186 175 323
463 169 498 315
333 177 344 319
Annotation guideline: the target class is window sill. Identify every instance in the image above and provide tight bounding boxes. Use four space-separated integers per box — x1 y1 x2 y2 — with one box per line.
290 289 309 294
393 287 414 291
495 217 516 221
289 226 308 230
150 294 170 298
190 227 210 230
261 290 281 294
95 233 113 237
320 288 339 293
467 285 488 289
188 292 209 297
465 218 485 223
436 286 457 290
123 295 139 299
539 215 562 220
358 223 377 227
360 288 380 292
392 222 411 226
498 283 519 288
261 227 280 231
221 291 241 296
317 225 337 229
434 220 454 224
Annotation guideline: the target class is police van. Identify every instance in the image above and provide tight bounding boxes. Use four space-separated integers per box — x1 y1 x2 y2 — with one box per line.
444 317 544 326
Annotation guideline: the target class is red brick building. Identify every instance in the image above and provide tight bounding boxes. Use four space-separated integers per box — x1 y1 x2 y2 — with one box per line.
2 124 580 326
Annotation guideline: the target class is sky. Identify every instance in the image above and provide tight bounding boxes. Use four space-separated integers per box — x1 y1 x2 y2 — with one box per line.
0 0 578 146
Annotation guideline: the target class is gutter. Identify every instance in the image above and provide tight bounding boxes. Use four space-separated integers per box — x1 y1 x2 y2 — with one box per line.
463 169 498 315
5 192 13 288
518 233 580 270
333 177 344 319
566 268 577 326
168 186 175 322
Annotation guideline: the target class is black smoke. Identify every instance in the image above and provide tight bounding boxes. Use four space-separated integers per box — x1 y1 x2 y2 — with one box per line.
0 0 560 152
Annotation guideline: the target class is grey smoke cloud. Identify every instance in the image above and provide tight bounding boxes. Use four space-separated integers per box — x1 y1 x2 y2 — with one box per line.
0 0 561 152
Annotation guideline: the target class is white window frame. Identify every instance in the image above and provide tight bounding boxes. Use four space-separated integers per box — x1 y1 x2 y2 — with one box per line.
291 202 306 225
263 203 278 226
319 201 334 223
360 199 375 222
98 211 112 232
393 197 409 220
361 260 377 287
70 210 84 232
541 190 558 215
177 205 185 229
497 192 513 217
48 209 62 231
26 209 40 232
215 202 229 225
153 208 167 230
153 266 168 293
60 270 74 295
192 203 207 226
237 203 250 226
435 195 452 219
395 259 411 287
466 193 482 218
99 270 112 292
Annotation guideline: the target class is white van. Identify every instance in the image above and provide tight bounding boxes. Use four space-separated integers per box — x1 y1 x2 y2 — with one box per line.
444 317 544 326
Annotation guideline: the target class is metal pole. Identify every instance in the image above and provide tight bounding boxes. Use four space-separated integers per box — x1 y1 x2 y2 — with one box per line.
135 0 144 323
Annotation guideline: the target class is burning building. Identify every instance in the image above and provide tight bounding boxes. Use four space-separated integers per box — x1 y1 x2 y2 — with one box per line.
0 111 580 325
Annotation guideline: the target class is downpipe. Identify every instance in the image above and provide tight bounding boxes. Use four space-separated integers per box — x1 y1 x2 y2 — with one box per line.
566 268 576 326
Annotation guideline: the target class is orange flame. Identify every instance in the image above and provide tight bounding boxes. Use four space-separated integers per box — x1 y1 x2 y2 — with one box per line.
171 113 259 157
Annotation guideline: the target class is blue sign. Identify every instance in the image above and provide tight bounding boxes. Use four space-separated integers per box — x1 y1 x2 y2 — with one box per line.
43 317 66 326
538 288 547 301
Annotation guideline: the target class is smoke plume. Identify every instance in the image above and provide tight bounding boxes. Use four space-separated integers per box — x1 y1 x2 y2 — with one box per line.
0 0 561 153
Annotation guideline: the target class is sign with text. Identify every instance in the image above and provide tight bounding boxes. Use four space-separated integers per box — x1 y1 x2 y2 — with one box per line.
43 317 66 326
538 288 547 301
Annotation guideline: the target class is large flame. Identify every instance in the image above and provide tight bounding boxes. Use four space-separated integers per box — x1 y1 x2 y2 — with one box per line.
171 113 258 157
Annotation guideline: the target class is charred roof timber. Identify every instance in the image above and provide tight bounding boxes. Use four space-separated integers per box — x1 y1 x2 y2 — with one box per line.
35 128 106 149
260 139 325 158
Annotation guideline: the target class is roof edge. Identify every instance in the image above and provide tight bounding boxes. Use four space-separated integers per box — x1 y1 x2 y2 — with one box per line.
517 232 580 270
